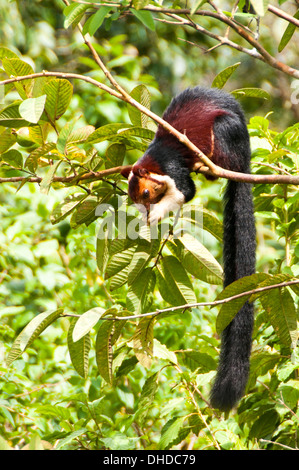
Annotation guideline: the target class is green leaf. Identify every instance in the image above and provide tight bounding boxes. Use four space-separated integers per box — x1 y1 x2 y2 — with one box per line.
159 416 186 450
86 123 132 144
135 372 159 424
153 339 177 365
216 273 269 334
82 6 111 36
1 149 23 168
278 10 299 52
212 62 241 89
231 87 270 100
133 316 155 368
67 317 91 378
128 84 151 127
0 129 17 154
105 143 126 169
19 95 46 124
40 160 62 194
156 256 197 306
178 232 223 284
2 58 34 99
0 102 31 128
57 117 78 154
0 46 19 60
118 126 155 140
25 142 57 173
50 193 88 225
249 410 279 439
259 286 298 348
43 79 73 121
6 309 63 365
64 3 89 29
72 307 105 342
95 320 115 384
126 267 156 314
127 241 155 286
181 206 223 241
105 245 136 280
130 9 155 31
96 222 110 275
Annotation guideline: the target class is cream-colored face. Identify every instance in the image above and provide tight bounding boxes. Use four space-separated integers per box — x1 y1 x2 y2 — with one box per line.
128 172 167 210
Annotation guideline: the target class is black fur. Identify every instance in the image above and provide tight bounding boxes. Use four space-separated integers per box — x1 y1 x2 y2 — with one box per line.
134 87 256 410
145 140 196 202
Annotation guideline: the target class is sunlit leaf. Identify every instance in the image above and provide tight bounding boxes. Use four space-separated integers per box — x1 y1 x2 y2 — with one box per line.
19 95 46 124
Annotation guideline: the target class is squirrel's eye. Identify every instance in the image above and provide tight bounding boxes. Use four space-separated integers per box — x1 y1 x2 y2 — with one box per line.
142 189 150 199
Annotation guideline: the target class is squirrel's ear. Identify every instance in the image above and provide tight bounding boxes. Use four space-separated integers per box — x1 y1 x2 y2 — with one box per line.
134 167 149 177
120 166 132 178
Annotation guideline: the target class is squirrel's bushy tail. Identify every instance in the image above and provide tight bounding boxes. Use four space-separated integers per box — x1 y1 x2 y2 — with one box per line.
210 180 256 411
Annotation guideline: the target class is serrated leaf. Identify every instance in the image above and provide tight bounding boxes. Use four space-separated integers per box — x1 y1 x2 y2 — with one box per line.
153 339 177 364
19 95 46 124
231 87 270 100
72 307 105 342
130 9 155 31
6 309 63 365
126 267 156 314
159 416 186 450
178 232 223 285
212 62 241 89
128 84 151 127
44 79 73 121
67 317 91 378
156 256 196 306
2 58 34 99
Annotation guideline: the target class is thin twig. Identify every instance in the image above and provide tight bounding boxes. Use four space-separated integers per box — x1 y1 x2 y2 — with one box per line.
62 279 299 321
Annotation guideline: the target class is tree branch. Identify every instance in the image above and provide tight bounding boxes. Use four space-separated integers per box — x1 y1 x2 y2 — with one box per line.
87 279 299 321
1 72 298 186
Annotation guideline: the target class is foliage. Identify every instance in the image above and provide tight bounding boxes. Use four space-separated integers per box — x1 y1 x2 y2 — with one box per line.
0 0 298 451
